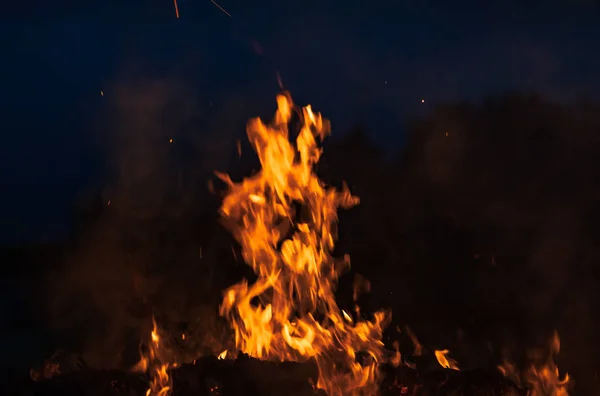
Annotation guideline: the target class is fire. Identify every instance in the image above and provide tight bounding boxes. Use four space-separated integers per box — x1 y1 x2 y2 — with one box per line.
405 325 422 357
133 317 173 396
217 91 391 395
498 331 570 395
434 349 459 371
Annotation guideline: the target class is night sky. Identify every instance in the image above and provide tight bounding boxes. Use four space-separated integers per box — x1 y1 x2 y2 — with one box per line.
2 1 599 243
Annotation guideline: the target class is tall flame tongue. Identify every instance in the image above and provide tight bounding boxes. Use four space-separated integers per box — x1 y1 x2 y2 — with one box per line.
133 317 173 396
218 92 390 395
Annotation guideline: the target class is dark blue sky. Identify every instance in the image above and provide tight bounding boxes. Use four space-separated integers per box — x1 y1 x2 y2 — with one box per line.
2 1 599 243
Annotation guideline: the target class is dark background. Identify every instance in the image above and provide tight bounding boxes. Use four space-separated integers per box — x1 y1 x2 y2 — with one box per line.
2 1 599 394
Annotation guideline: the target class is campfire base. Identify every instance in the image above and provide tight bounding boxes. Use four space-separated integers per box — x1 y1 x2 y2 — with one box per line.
19 354 527 396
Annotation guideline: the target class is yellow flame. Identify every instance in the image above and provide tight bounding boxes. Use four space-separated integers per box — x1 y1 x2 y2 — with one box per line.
218 91 390 395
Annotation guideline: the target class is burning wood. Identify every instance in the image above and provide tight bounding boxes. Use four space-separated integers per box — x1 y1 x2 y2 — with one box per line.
22 355 528 396
25 325 570 395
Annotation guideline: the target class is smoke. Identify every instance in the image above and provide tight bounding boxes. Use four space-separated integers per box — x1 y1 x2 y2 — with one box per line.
43 69 252 369
386 94 600 393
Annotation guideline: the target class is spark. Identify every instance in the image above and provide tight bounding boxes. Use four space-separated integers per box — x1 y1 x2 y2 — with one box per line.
231 245 237 261
174 0 180 18
421 99 425 103
211 0 231 17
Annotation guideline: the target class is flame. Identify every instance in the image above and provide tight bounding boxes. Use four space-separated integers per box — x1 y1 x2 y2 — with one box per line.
498 331 570 396
405 325 422 357
434 349 460 371
217 91 390 395
133 317 173 396
390 341 402 367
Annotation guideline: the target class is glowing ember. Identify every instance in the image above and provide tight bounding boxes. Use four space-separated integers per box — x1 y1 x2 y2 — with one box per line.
211 0 231 17
173 0 179 19
217 91 391 395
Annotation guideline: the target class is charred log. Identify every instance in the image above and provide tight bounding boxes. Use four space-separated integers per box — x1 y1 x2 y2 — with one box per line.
17 354 528 396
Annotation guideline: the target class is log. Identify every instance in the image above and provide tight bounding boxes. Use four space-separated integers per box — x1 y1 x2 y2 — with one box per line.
15 354 528 396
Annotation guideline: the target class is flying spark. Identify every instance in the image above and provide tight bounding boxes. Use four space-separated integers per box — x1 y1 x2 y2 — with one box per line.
174 0 180 18
211 0 231 17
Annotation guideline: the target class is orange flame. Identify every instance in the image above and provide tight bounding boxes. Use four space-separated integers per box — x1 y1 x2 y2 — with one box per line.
434 349 460 371
133 317 173 396
218 91 391 395
498 331 570 395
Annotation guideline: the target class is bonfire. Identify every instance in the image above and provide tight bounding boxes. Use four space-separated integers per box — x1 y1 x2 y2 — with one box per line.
26 92 571 396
